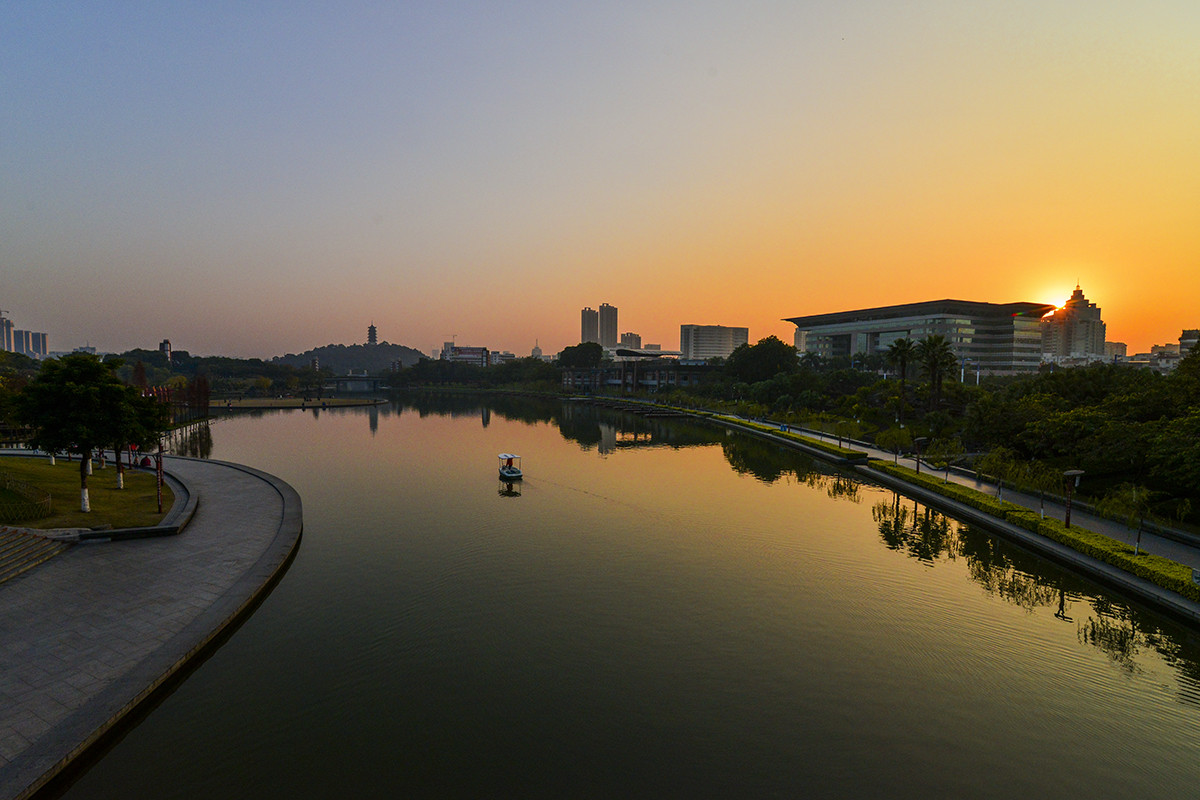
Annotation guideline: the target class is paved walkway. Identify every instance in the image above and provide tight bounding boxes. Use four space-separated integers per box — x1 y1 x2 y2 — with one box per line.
0 456 302 800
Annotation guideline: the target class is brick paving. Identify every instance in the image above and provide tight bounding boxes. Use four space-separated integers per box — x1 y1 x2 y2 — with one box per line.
0 456 301 800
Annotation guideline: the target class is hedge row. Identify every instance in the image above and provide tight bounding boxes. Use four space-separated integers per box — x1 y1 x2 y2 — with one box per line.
869 460 1200 603
1005 510 1200 602
715 416 869 461
870 461 1024 517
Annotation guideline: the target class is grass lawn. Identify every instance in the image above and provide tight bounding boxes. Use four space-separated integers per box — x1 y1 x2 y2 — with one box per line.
0 456 173 530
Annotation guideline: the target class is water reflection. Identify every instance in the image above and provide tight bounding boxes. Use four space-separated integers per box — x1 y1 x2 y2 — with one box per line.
180 394 1200 711
164 421 213 459
873 494 1200 703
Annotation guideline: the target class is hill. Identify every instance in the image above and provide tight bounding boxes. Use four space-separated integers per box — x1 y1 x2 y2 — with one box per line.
272 342 426 375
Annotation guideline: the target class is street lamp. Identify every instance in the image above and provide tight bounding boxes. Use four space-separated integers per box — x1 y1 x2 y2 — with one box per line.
914 437 928 475
1063 469 1084 528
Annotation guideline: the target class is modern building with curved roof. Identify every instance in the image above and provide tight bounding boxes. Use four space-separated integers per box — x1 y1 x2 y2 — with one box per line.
785 299 1054 375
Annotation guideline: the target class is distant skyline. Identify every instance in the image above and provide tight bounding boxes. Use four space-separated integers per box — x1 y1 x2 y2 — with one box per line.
4 3 1197 357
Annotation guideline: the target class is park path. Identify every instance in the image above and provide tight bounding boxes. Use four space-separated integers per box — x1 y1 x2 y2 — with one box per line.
0 456 301 800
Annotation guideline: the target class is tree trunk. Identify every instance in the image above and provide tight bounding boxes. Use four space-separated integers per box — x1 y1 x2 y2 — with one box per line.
79 449 91 512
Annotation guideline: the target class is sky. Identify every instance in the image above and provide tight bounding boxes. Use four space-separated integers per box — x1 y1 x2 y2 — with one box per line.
3 1 1197 358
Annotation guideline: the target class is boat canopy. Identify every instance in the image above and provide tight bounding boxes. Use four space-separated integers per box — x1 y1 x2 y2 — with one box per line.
498 453 520 460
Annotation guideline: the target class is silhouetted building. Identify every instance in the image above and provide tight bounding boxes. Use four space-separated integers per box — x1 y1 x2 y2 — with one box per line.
368 323 377 346
0 317 12 352
599 303 618 347
159 338 172 362
581 307 599 344
679 324 748 361
1041 286 1106 364
620 332 642 348
1181 329 1199 356
786 299 1053 375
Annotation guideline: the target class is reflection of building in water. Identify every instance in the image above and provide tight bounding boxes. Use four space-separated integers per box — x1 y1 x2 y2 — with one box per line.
562 358 718 393
482 406 490 427
598 422 617 454
369 404 378 436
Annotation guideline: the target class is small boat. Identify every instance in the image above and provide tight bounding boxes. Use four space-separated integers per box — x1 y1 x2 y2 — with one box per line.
498 453 523 480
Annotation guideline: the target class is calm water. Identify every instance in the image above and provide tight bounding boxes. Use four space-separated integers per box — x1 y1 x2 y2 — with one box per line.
59 396 1200 799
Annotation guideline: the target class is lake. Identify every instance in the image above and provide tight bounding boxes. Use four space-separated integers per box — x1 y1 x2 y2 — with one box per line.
57 395 1200 798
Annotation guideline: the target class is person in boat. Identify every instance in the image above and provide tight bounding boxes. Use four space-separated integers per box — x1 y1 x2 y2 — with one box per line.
506 457 514 468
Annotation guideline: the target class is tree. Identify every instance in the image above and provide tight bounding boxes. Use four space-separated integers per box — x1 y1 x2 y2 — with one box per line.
875 426 913 464
110 392 169 490
725 336 798 384
885 337 915 425
926 438 965 483
15 354 165 512
914 334 957 410
1098 483 1155 555
557 342 604 369
976 446 1019 501
1018 460 1061 519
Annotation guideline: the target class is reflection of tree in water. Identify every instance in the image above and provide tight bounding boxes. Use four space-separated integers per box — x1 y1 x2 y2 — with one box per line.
871 496 953 563
872 492 1200 700
721 436 862 502
166 422 213 459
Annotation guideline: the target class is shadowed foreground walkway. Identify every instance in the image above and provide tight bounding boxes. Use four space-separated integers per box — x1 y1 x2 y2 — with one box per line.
0 456 302 800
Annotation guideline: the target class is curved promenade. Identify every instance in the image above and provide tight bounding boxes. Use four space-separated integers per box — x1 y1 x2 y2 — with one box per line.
0 456 302 800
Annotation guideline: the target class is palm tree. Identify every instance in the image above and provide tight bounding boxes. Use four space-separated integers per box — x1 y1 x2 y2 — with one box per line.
914 334 956 410
885 337 915 425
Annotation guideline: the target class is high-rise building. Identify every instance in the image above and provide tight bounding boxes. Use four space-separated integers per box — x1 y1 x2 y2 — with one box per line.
581 307 599 344
1041 286 1106 363
0 317 13 352
679 324 749 361
368 323 378 346
30 332 47 358
786 299 1053 374
531 340 543 359
620 332 642 349
598 303 618 347
159 339 172 362
13 330 32 356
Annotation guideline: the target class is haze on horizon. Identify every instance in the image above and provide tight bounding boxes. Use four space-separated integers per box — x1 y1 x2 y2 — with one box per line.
3 2 1197 359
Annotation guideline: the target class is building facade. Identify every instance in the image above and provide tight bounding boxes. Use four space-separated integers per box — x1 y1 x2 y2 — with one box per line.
598 303 618 347
581 307 599 344
679 324 749 361
1040 285 1106 364
785 299 1054 375
620 332 642 349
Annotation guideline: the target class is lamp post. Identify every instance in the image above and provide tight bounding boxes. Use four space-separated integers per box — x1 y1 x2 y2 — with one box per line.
1063 469 1084 528
914 437 928 475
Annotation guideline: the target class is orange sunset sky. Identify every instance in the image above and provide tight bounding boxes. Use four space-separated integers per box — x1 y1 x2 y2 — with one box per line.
3 3 1197 358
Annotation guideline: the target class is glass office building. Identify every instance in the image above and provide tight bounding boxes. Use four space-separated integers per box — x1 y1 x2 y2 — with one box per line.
786 299 1054 375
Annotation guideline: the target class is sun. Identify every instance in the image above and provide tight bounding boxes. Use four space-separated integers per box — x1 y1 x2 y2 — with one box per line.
1037 285 1073 309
